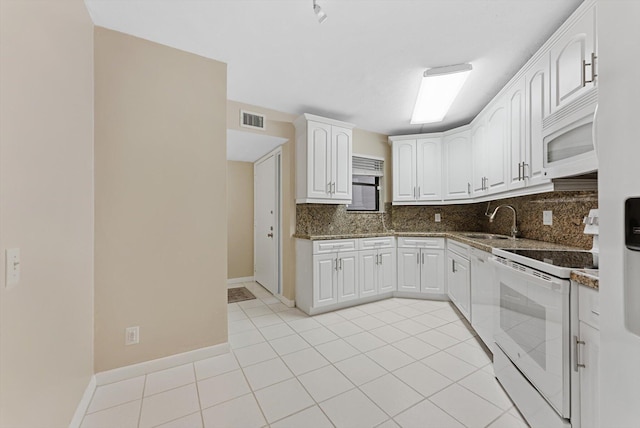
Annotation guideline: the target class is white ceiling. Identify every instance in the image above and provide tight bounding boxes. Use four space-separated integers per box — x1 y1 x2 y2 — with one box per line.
227 129 287 162
84 0 583 136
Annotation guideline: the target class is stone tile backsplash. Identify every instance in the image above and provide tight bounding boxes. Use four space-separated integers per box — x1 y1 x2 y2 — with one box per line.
296 191 598 249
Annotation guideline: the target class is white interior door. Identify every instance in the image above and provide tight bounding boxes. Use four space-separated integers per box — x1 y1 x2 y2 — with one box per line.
254 153 279 295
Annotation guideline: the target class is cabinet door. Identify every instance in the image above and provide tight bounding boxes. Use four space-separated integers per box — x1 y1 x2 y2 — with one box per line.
337 251 358 302
485 102 508 194
550 5 597 112
471 121 487 195
378 248 397 294
397 248 421 292
392 140 417 202
579 321 600 428
507 79 526 190
307 121 332 200
525 53 551 187
420 249 445 294
443 132 472 200
447 252 471 321
358 250 378 298
332 126 352 200
416 138 442 201
313 253 338 307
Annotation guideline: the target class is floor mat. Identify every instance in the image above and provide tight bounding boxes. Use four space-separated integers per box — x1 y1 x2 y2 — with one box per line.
228 287 256 304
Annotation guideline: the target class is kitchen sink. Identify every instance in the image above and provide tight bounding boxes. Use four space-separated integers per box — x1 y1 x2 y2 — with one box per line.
464 233 511 240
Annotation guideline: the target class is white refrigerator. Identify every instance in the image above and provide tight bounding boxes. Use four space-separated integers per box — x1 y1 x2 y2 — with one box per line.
597 1 640 426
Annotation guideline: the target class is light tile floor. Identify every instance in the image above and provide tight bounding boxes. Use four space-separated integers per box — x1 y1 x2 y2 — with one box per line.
80 281 529 428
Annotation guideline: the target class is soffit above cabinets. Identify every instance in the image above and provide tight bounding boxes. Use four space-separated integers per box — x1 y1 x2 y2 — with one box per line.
85 0 582 135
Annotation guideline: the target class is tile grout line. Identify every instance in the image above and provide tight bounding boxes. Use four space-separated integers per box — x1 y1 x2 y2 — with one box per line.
191 362 206 428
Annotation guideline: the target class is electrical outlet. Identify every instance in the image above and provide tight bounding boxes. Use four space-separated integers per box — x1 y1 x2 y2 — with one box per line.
125 326 139 345
543 210 553 226
435 213 441 222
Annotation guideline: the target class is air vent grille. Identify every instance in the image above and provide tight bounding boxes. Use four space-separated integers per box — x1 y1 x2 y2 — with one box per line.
353 155 384 177
240 110 266 131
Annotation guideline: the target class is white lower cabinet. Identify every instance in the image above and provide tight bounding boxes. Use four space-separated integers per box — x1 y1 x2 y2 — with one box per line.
576 284 600 428
312 251 358 307
336 252 358 303
397 237 446 297
447 242 471 321
358 247 396 298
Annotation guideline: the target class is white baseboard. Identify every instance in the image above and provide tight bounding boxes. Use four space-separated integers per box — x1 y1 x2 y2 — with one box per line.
68 375 96 428
95 342 230 386
276 293 295 308
227 276 255 287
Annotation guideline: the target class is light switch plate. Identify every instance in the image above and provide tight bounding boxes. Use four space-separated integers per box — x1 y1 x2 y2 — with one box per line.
6 248 20 289
435 213 441 222
543 210 553 226
125 326 140 345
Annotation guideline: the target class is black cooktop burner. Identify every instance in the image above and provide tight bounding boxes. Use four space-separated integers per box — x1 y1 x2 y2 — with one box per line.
502 249 599 269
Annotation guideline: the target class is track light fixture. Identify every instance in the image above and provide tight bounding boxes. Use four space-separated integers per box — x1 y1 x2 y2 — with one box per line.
313 0 327 23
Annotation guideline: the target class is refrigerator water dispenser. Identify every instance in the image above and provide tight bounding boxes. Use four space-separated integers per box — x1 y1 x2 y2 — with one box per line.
625 198 640 336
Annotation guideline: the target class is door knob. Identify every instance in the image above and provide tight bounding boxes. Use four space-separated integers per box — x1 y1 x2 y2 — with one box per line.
267 233 274 238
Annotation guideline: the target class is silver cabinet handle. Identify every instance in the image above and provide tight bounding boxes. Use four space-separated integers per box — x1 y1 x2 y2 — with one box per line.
417 252 420 265
467 183 471 194
327 182 331 194
518 162 522 181
574 336 586 371
267 233 273 238
339 258 343 270
332 182 336 194
334 258 338 271
582 52 597 87
591 309 600 316
452 259 456 273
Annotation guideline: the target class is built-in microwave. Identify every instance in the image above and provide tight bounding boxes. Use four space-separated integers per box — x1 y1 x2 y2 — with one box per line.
542 88 598 179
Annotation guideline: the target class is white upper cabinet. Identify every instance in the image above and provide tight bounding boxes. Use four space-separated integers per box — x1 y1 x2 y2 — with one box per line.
392 137 442 203
332 126 353 200
416 139 442 201
392 139 417 202
295 114 354 204
507 78 527 190
388 1 597 204
524 53 551 187
471 120 487 196
485 100 509 195
443 130 472 200
550 4 597 113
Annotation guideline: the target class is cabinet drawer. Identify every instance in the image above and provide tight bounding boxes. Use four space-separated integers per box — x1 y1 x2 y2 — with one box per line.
313 239 358 254
578 285 600 330
447 239 470 259
398 237 444 249
359 236 396 250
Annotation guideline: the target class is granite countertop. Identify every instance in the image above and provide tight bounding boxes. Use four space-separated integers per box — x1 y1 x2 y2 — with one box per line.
571 269 599 290
295 230 580 252
295 230 600 290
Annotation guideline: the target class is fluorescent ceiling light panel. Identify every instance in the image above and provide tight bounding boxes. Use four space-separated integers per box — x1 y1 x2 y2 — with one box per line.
410 63 473 124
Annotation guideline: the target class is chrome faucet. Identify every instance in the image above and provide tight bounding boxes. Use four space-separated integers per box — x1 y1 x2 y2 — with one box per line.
486 203 519 238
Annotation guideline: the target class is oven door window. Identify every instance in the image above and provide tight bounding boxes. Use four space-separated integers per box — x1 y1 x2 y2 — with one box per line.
500 283 547 370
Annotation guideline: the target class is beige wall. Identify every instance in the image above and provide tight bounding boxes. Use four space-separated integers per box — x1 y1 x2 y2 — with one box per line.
94 28 228 372
352 128 392 204
227 101 298 300
227 161 254 279
0 1 95 426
